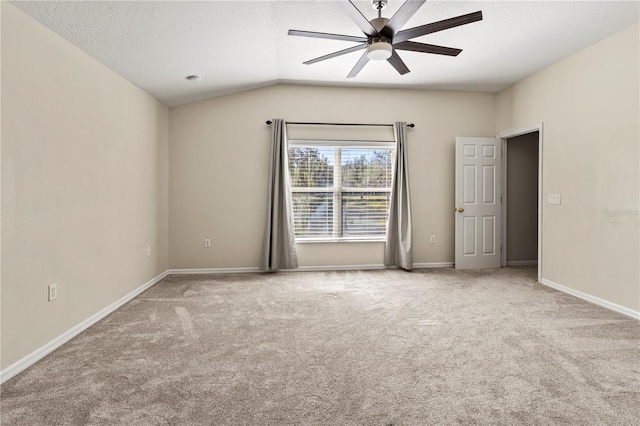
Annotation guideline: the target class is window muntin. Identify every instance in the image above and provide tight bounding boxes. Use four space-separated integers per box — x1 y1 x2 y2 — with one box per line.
288 142 394 241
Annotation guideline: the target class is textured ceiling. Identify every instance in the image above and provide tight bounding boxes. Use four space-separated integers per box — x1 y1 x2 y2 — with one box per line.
11 1 639 107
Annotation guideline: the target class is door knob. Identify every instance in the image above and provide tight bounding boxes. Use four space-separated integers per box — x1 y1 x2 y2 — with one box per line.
455 207 464 213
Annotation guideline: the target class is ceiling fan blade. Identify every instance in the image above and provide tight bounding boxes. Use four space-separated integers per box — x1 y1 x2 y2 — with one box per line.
288 29 367 43
304 44 367 65
380 0 426 38
394 41 462 56
387 50 410 75
393 11 483 44
347 51 370 78
337 0 379 37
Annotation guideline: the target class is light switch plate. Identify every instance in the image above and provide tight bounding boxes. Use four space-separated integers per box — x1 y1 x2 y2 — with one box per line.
548 194 561 205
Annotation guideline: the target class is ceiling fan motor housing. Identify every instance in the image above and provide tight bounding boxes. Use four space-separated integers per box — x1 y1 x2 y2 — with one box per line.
370 17 390 33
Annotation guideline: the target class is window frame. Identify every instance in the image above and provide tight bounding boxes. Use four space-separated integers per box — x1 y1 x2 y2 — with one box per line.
288 139 396 243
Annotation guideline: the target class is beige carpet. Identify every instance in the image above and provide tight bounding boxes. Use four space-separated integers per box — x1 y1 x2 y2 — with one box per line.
1 267 638 425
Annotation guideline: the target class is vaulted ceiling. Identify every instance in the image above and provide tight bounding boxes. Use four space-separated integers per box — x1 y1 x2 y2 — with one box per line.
11 1 639 106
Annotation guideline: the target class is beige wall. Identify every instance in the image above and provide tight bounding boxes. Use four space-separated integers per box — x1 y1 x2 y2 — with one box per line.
506 132 539 262
1 3 170 369
496 23 639 311
169 85 496 268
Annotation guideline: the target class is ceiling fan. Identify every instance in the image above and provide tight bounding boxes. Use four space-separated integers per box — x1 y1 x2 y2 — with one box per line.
288 0 483 78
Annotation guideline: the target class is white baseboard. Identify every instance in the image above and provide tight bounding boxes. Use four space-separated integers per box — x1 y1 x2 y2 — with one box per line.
540 278 640 320
0 270 169 385
168 263 454 274
293 264 386 272
166 267 261 275
414 262 455 269
293 262 454 272
506 260 538 266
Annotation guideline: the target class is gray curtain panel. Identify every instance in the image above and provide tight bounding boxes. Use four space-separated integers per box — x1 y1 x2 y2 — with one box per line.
385 122 413 270
261 119 298 272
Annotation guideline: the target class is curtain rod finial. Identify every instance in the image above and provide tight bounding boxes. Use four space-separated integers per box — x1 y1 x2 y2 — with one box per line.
266 120 273 125
407 123 415 128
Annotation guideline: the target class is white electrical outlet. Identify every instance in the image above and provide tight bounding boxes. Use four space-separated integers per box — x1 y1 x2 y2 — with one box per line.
430 235 436 244
146 246 151 257
548 194 561 205
204 239 211 248
48 284 57 302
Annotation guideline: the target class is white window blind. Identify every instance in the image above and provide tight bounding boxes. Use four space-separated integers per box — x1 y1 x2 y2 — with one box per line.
288 140 395 241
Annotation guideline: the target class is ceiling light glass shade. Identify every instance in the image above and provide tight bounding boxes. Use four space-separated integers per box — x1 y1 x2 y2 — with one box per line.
366 42 392 61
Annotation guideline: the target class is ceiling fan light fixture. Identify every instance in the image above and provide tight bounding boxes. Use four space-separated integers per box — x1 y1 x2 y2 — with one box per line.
367 41 392 61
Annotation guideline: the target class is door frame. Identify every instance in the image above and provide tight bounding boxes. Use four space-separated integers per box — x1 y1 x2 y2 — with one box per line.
498 123 544 282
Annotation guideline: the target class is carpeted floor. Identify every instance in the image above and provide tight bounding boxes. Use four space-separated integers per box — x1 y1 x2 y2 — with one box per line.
1 267 639 425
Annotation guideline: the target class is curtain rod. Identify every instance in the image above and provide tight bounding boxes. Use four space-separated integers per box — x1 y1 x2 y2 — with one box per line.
265 120 415 128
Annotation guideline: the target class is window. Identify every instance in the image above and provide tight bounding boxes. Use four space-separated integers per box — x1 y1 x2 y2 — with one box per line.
288 140 395 241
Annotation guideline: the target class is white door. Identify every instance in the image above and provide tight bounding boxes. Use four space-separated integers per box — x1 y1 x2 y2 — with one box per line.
455 137 501 269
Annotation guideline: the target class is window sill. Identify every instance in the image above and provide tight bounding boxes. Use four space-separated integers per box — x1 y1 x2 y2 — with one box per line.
296 238 386 244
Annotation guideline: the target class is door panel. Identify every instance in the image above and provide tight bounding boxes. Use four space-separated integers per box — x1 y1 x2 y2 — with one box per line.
482 216 495 254
455 137 501 269
482 165 495 203
463 217 476 255
463 165 476 203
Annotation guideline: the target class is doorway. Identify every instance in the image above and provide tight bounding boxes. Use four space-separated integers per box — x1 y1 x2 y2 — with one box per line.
500 124 543 282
